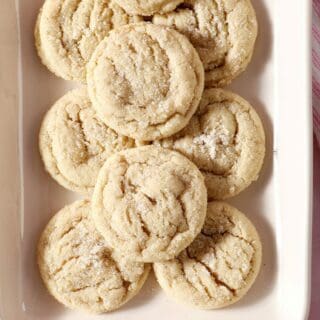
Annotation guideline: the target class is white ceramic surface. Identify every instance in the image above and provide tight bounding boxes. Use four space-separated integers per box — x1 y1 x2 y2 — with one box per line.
0 0 312 319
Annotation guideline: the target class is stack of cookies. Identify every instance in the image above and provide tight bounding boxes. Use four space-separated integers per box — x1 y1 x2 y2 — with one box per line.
36 0 265 314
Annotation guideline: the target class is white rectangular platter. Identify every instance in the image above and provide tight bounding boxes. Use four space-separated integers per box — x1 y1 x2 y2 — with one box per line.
0 0 312 319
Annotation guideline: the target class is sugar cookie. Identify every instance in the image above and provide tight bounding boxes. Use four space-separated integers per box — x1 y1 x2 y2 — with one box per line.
154 201 262 309
114 0 183 16
39 88 135 194
153 0 258 87
87 23 204 141
35 0 141 82
38 200 150 313
155 89 265 199
92 146 207 262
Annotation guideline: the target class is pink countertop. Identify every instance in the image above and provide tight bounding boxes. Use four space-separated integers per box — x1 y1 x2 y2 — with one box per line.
309 140 320 319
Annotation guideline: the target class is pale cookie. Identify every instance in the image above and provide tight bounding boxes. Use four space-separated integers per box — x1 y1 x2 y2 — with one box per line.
35 0 141 82
39 88 135 194
38 200 150 313
92 146 208 262
155 89 265 200
114 0 183 16
154 201 262 309
87 22 204 141
153 0 258 87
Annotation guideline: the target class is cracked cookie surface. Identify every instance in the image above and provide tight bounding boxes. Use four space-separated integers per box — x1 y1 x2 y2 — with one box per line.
114 0 183 15
35 0 141 82
37 200 150 313
153 201 262 309
87 22 204 141
39 88 135 194
154 89 265 199
92 146 207 262
153 0 258 87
